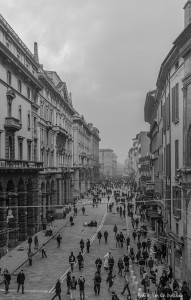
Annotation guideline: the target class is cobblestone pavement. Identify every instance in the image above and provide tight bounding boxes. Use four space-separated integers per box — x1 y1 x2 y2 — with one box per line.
0 194 166 299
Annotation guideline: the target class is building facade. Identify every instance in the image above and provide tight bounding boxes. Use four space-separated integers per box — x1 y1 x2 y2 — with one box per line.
99 149 118 177
0 14 101 256
143 2 191 284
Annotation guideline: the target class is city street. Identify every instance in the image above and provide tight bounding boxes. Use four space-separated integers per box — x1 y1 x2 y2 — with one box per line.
0 194 164 299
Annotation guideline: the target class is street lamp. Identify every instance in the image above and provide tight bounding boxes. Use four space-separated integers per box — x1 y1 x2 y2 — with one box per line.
6 208 13 252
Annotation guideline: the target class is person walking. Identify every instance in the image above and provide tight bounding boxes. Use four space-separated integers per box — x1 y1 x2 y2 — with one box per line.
132 229 137 241
78 275 85 300
41 244 47 258
28 248 33 266
28 235 32 249
70 215 74 226
80 239 85 253
97 231 102 244
66 271 71 295
51 279 61 300
119 232 125 248
108 254 115 273
117 257 124 276
34 234 39 250
86 239 90 253
17 269 25 294
121 273 131 297
69 252 76 272
56 234 62 247
106 271 116 291
148 257 154 272
113 224 118 237
1 269 11 294
93 271 101 295
82 206 85 215
77 252 84 270
70 274 77 300
104 230 108 243
95 257 102 274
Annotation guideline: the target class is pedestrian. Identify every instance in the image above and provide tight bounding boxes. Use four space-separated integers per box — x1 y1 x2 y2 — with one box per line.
28 235 32 249
66 271 71 295
17 269 25 294
93 271 101 295
34 234 39 250
106 271 116 291
86 239 90 253
148 257 154 272
126 236 130 248
78 275 85 300
132 230 137 241
137 231 141 242
51 279 61 300
95 257 102 274
69 252 76 271
147 238 151 251
113 224 118 237
108 253 115 272
28 249 33 265
97 231 102 243
80 239 85 253
1 269 11 294
82 206 85 215
77 252 84 270
117 257 124 276
123 254 130 273
142 249 149 266
168 266 173 283
142 239 147 251
181 281 191 300
56 234 62 247
70 215 74 226
121 273 131 297
119 232 125 247
41 244 47 258
137 241 142 251
70 274 78 300
104 230 108 243
116 233 120 247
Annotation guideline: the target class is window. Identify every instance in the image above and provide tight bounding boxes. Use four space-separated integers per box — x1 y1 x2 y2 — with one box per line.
18 139 23 160
173 186 181 219
6 41 9 49
18 79 22 93
166 143 171 177
33 140 37 161
172 83 179 123
33 117 37 134
17 51 21 60
175 61 179 70
166 95 170 128
27 141 31 161
18 105 22 123
27 87 30 99
7 71 11 85
175 140 179 176
27 112 30 130
7 100 12 117
41 150 44 162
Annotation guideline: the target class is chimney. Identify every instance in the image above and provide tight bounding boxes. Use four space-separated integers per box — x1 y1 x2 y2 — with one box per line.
69 92 72 103
184 0 191 27
34 42 39 63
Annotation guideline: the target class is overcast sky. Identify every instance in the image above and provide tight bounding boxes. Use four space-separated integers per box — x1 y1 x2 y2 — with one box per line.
0 0 186 163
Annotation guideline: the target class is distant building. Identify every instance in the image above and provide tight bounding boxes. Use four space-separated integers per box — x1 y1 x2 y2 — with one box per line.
99 149 118 177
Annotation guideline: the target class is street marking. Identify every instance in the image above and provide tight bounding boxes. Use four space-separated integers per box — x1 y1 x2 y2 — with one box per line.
48 207 108 293
0 288 49 293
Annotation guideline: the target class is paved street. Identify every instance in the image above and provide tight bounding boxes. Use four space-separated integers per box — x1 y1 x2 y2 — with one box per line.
0 194 165 299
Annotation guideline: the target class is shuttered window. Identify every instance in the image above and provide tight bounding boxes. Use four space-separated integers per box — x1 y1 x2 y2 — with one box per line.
175 140 179 176
172 83 179 123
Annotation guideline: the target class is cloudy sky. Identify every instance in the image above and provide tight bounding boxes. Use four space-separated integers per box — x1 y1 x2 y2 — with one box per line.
0 0 186 162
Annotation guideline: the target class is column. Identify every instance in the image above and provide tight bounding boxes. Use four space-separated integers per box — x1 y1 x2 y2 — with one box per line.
9 194 18 247
18 191 27 241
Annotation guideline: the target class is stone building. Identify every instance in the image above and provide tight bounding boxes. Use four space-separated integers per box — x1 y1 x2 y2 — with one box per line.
143 1 191 284
99 149 117 177
0 14 100 257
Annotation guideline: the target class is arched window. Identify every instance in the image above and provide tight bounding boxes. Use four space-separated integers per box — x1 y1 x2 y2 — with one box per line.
8 136 12 159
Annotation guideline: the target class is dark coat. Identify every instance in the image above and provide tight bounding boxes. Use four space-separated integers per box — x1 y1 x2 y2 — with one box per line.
17 272 25 284
55 281 61 293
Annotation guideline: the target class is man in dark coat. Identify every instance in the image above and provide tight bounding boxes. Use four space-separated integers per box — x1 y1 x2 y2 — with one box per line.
56 234 62 247
77 252 84 270
94 271 102 295
51 279 61 300
86 239 90 253
17 269 25 294
69 252 76 271
104 230 108 243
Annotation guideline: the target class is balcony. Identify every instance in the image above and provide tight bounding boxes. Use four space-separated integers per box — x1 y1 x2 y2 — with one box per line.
53 125 68 137
46 120 53 130
4 117 22 132
0 159 43 171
